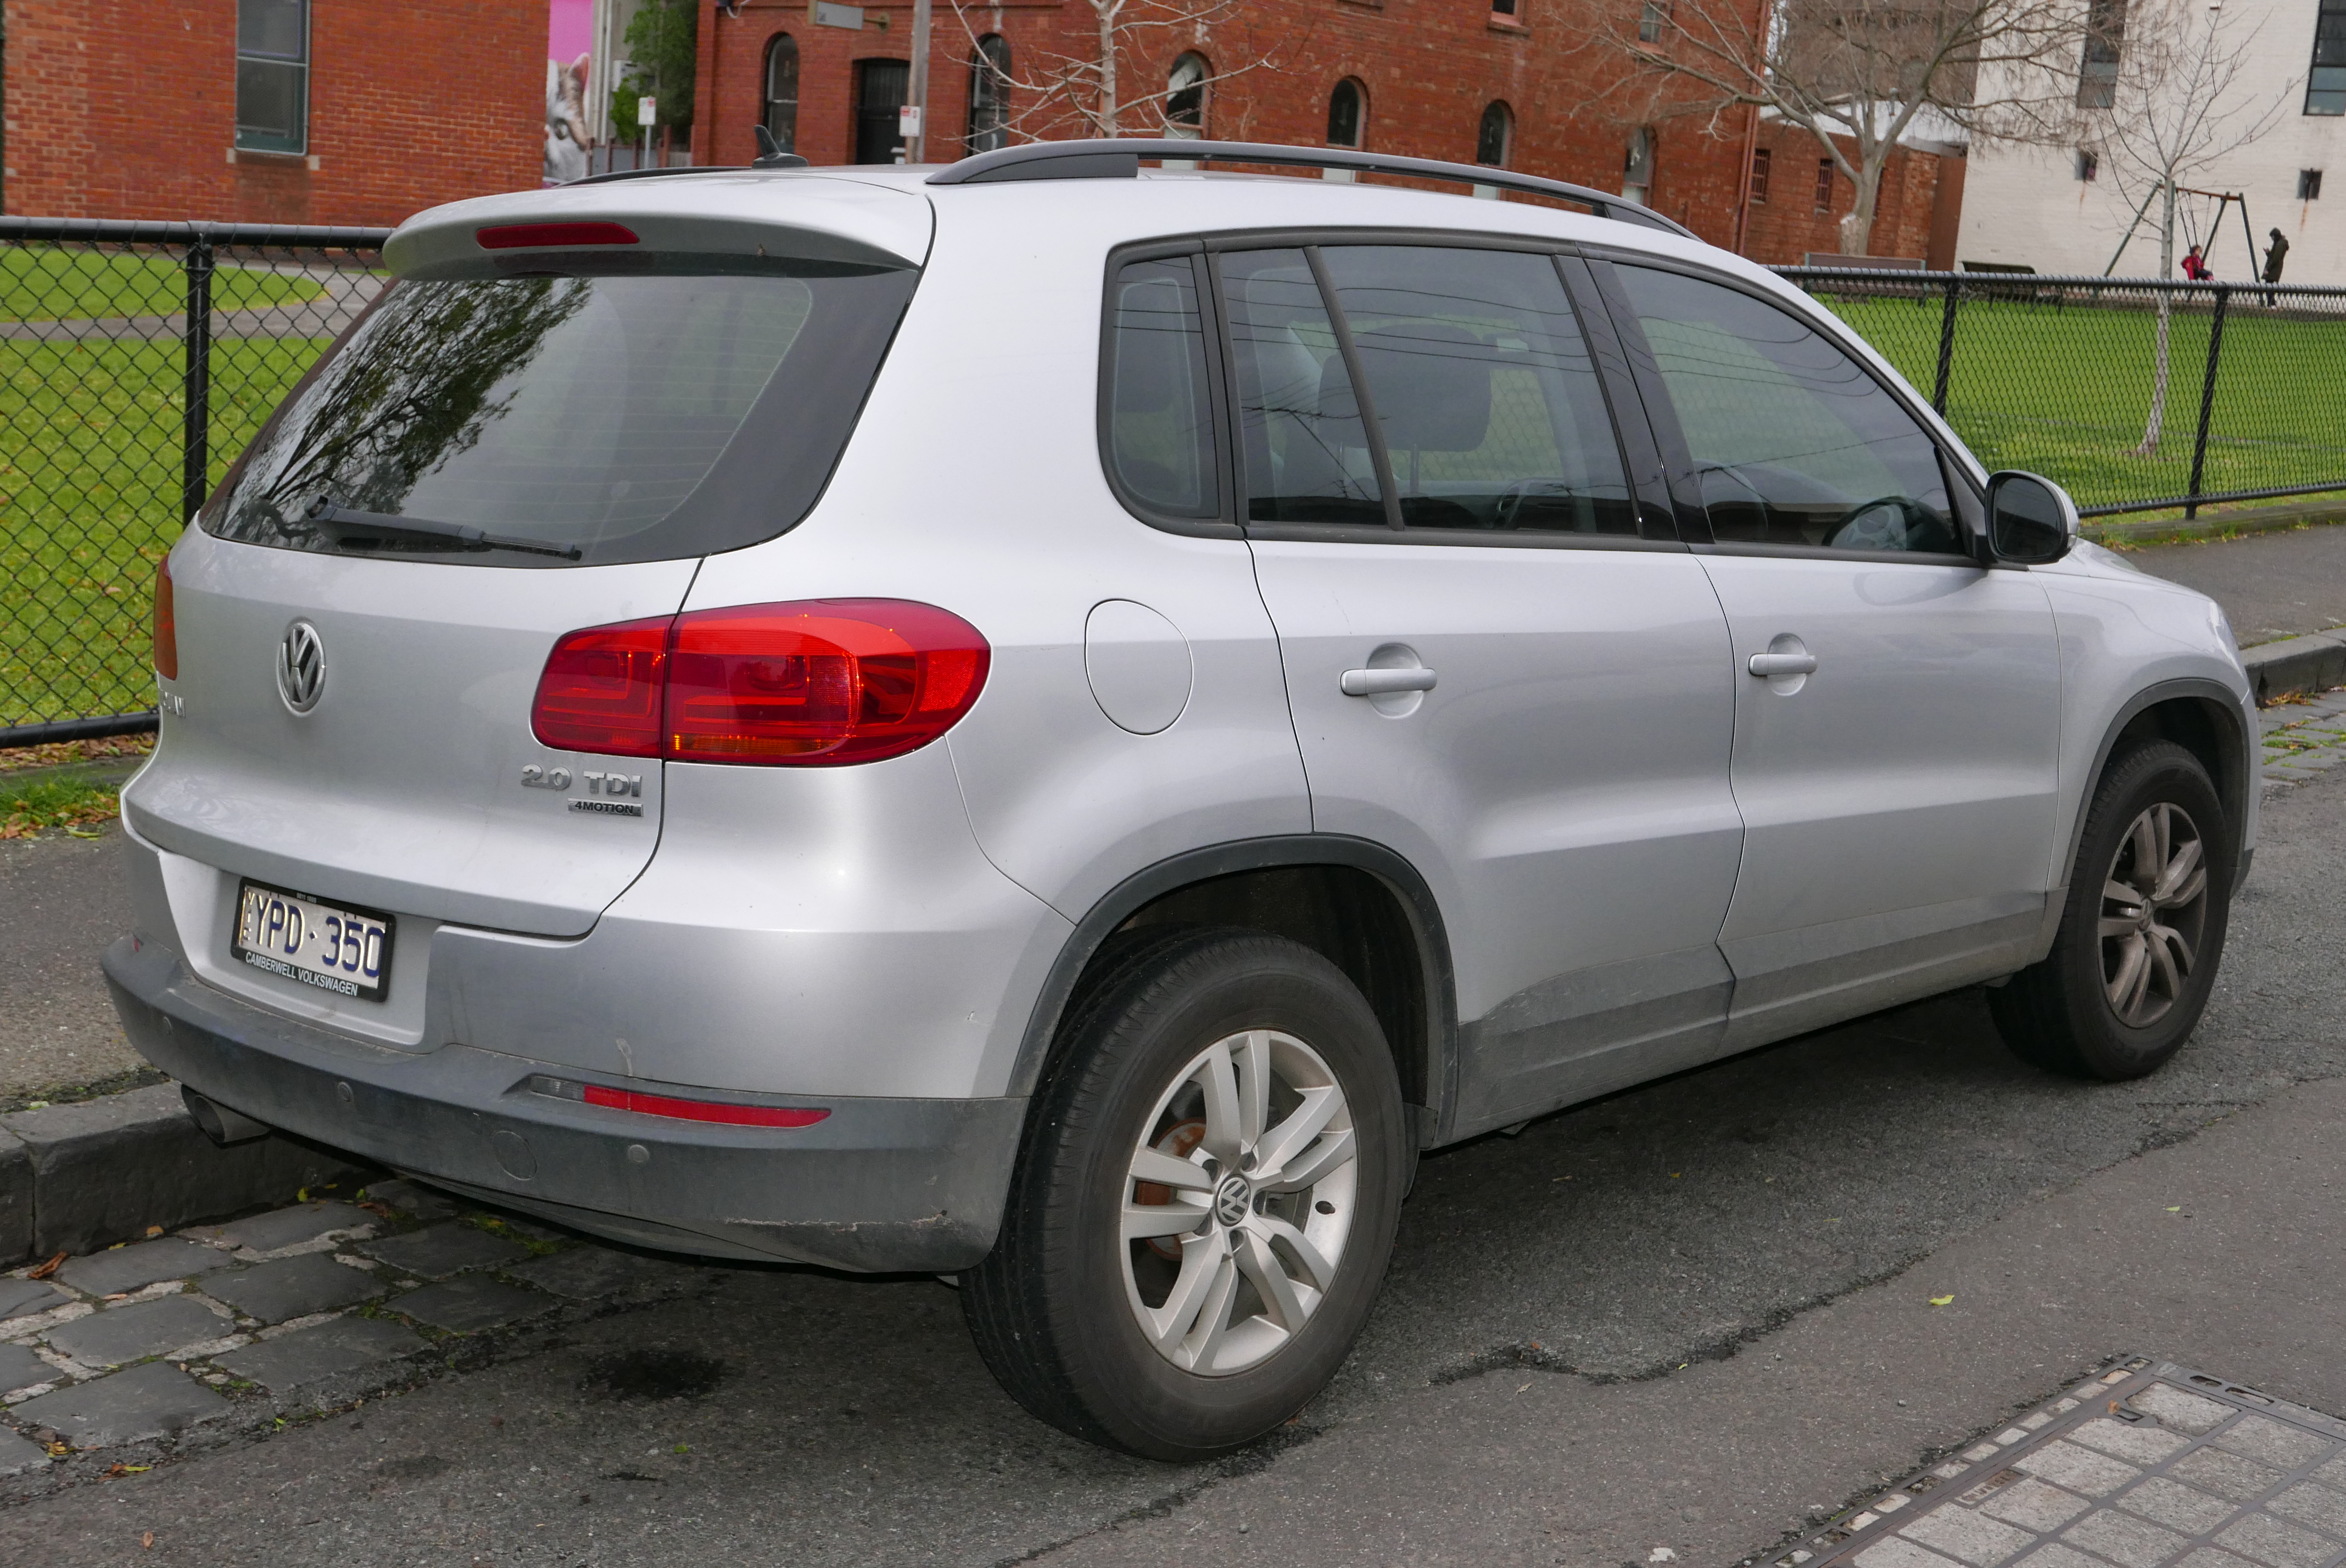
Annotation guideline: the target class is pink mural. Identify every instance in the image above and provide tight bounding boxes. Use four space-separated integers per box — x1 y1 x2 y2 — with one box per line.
545 0 594 184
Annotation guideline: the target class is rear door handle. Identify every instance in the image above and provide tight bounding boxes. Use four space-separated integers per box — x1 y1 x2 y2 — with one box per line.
1341 667 1438 696
1747 652 1818 677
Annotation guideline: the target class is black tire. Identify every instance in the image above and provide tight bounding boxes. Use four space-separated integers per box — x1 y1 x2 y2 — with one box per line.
1990 740 2234 1081
962 927 1408 1460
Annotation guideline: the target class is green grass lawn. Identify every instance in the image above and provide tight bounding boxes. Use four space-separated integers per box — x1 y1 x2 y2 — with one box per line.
1816 293 2346 510
2 249 326 322
1 336 329 728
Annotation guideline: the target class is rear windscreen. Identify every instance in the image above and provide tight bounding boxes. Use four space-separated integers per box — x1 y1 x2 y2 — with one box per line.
205 266 917 565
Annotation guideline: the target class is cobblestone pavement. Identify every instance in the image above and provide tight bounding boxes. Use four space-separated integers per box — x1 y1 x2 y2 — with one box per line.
2259 688 2346 788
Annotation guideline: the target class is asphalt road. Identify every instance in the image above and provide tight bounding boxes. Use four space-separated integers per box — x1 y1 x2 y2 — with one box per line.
2129 523 2346 646
4 764 2341 1564
0 822 144 1102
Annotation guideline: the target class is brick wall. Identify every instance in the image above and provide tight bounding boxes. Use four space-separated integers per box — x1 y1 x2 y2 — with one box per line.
693 0 1761 251
1737 119 1952 265
3 0 542 226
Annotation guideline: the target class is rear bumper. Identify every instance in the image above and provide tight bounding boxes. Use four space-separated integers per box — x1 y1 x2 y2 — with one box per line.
103 936 1026 1273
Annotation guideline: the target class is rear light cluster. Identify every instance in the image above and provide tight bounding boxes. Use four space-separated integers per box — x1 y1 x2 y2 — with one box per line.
475 221 640 250
153 558 178 680
530 599 990 767
528 1074 829 1129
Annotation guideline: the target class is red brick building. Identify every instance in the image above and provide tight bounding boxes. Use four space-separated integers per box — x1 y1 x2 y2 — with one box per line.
1740 120 1966 268
2 0 541 226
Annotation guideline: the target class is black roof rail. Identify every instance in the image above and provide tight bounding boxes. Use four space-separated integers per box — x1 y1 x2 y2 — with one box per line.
926 138 1700 240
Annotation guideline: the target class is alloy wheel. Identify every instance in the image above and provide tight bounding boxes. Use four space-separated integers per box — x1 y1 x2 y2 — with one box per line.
1118 1028 1359 1376
2098 801 2209 1029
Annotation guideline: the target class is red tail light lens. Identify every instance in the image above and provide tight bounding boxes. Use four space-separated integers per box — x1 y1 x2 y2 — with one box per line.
529 600 989 768
579 1083 829 1128
153 558 178 681
530 617 668 757
667 600 990 765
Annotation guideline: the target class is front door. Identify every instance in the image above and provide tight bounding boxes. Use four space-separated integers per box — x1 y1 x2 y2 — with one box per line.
1601 260 2063 1048
1225 242 1745 1138
853 59 907 165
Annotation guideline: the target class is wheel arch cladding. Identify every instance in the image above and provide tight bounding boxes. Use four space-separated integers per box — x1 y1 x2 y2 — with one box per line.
2090 682 2252 884
1009 838 1456 1141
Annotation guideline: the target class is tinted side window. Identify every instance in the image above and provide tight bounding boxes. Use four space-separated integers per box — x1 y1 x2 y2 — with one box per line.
1104 256 1219 519
1320 246 1636 534
1219 248 1386 527
1615 265 1958 555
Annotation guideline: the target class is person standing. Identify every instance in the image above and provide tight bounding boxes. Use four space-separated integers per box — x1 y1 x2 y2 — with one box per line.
2262 228 2290 306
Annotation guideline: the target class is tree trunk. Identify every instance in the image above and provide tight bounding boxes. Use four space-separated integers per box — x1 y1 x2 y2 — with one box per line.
2136 180 2177 455
1837 153 1882 256
1096 0 1119 135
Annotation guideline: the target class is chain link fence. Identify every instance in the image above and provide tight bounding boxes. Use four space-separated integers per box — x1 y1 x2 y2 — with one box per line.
2 218 390 744
1777 267 2346 523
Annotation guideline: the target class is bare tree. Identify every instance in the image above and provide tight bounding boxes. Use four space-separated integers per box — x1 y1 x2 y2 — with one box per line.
2076 0 2292 451
1559 0 2087 255
946 0 1300 146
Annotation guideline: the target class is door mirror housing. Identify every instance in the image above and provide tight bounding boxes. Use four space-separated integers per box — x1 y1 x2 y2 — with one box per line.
1981 471 2078 565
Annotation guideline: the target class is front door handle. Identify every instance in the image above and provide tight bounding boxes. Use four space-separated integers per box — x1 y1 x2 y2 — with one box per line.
1341 667 1438 697
1746 652 1818 677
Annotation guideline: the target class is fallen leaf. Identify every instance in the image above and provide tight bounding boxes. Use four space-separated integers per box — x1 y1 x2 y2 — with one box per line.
143 1531 155 1549
2165 1206 2182 1213
1930 1295 1955 1307
27 1251 66 1280
144 1225 163 1237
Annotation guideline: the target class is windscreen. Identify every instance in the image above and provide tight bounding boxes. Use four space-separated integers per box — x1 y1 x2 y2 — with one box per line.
206 266 917 565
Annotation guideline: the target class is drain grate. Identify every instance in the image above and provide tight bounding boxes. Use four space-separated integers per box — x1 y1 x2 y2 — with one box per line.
1779 1358 2346 1568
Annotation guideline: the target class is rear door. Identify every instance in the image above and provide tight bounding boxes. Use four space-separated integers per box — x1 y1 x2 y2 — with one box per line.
1593 259 2062 1047
1229 241 1745 1138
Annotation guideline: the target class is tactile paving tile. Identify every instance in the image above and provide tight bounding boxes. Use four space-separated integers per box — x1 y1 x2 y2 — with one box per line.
1779 1359 2346 1568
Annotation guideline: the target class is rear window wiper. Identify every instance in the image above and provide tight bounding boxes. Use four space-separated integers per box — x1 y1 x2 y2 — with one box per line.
302 497 583 561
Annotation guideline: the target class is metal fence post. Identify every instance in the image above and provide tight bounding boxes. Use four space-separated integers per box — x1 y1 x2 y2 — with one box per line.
182 229 214 522
2185 284 2228 520
1932 275 1958 415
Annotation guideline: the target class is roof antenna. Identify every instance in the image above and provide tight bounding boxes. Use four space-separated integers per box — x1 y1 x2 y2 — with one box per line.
752 125 808 170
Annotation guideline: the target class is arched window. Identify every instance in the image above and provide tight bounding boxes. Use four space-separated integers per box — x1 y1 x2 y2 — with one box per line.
1623 127 1655 205
1476 100 1512 167
968 35 1012 153
1166 53 1208 138
763 33 800 153
1327 78 1365 148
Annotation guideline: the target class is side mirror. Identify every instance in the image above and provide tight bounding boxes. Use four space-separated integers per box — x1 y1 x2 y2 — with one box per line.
1982 471 2078 565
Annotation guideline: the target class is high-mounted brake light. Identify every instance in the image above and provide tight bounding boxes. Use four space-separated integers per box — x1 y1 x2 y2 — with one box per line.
581 1084 830 1128
153 558 178 681
529 600 990 768
475 221 640 250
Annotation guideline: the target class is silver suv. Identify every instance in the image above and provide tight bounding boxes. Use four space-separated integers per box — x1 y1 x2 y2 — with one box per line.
110 140 2255 1460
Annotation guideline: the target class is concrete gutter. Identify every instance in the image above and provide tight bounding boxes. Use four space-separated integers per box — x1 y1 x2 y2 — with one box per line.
2240 630 2346 704
0 1083 362 1265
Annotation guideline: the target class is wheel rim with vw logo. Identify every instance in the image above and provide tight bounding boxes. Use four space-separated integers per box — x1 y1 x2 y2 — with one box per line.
1119 1027 1358 1376
276 619 327 714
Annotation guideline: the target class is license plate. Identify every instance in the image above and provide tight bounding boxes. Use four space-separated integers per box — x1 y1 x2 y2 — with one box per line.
232 880 394 1002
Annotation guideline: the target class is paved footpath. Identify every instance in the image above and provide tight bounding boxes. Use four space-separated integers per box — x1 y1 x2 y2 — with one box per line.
0 759 2341 1563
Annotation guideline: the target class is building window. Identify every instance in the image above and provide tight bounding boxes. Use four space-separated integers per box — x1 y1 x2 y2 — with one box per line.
1165 53 1209 138
1492 0 1519 15
2076 149 2098 181
969 36 1011 153
1623 127 1654 205
2311 1 2346 115
1749 147 1770 203
1327 79 1365 148
1477 100 1513 167
763 34 800 154
1639 1 1667 43
236 0 309 154
2079 0 2126 108
2302 169 2326 199
1813 158 1835 211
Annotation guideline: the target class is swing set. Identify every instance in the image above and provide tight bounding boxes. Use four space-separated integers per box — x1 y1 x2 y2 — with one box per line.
2103 184 2258 278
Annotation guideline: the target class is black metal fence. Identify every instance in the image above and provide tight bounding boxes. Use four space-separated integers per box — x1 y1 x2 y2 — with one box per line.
1775 267 2346 523
6 233 2346 744
1 218 390 744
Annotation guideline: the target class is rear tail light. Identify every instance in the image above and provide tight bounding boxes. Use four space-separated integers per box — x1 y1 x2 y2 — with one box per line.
529 617 668 757
530 599 989 767
153 558 178 681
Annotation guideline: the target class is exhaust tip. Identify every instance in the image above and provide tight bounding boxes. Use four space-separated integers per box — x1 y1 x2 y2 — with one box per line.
181 1084 273 1146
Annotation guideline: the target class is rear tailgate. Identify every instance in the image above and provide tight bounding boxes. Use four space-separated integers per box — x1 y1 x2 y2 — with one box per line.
127 530 693 937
